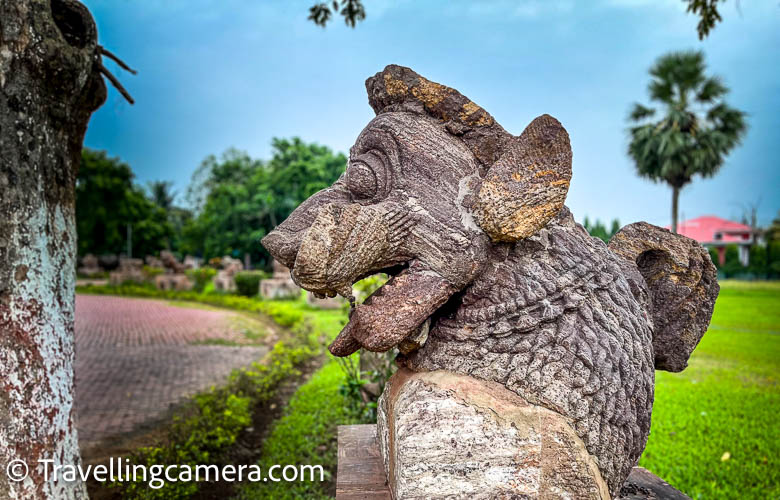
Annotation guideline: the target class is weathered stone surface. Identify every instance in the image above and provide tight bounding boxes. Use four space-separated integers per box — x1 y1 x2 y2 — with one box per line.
608 222 718 372
98 253 120 270
145 255 163 268
336 424 691 500
364 64 513 171
474 114 572 242
183 255 201 269
262 65 720 498
1 0 113 497
403 207 656 495
378 369 610 499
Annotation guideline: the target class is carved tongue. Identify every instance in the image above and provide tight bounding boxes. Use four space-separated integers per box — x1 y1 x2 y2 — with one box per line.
328 262 457 357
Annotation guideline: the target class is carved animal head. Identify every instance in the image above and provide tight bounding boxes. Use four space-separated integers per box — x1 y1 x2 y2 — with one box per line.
261 65 717 373
263 65 572 354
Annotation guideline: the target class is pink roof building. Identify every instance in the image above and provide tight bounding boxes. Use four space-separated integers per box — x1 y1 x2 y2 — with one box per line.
666 216 753 266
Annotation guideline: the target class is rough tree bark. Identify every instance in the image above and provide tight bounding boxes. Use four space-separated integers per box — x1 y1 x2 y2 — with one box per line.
0 0 107 497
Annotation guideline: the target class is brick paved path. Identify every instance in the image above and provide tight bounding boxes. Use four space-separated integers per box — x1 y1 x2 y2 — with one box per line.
74 295 269 447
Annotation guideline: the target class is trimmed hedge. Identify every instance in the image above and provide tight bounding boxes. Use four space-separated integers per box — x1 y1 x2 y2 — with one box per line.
234 271 269 297
186 267 217 293
109 343 313 499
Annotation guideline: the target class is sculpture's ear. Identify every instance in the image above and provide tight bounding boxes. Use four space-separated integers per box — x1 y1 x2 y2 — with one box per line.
474 114 572 242
608 222 719 372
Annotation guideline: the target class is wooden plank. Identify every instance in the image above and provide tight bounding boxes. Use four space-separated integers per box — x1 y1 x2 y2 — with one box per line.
336 425 391 499
336 424 689 500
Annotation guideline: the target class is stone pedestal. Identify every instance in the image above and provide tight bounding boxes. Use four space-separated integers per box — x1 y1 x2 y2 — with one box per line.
336 424 689 500
377 369 609 499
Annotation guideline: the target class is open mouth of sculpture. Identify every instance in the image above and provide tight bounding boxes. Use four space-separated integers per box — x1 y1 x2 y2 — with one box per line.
268 201 413 300
296 262 409 300
262 201 456 358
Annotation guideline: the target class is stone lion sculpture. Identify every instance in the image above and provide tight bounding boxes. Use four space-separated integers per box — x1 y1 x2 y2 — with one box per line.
263 65 718 499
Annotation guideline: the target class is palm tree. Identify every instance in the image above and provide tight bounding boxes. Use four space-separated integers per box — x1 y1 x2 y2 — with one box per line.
148 180 176 211
627 50 747 233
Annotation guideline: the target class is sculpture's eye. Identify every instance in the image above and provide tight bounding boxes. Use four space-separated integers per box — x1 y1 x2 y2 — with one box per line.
346 151 386 200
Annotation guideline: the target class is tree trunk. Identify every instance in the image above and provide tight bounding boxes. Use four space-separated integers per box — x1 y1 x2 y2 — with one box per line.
671 185 680 234
0 1 106 498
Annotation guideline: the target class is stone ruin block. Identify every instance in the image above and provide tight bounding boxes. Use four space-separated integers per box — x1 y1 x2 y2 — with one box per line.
183 255 201 269
259 260 300 299
97 254 119 271
109 257 144 285
160 250 188 274
213 256 244 292
154 274 193 291
136 252 195 291
77 253 103 277
145 255 164 269
378 370 610 499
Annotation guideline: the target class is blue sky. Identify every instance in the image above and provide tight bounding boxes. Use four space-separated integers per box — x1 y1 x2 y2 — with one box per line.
82 0 779 227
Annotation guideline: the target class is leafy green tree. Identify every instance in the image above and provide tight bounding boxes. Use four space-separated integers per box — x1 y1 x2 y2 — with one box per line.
766 210 780 242
686 0 726 39
708 247 720 268
582 216 621 243
309 0 365 27
747 244 767 277
768 241 780 278
183 139 346 267
167 207 194 255
627 51 746 233
76 149 172 257
186 149 263 261
763 211 780 279
721 244 745 278
260 137 347 227
146 180 196 253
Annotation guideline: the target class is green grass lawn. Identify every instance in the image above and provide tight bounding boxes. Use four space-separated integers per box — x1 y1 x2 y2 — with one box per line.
640 280 780 499
229 279 780 499
237 361 361 500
